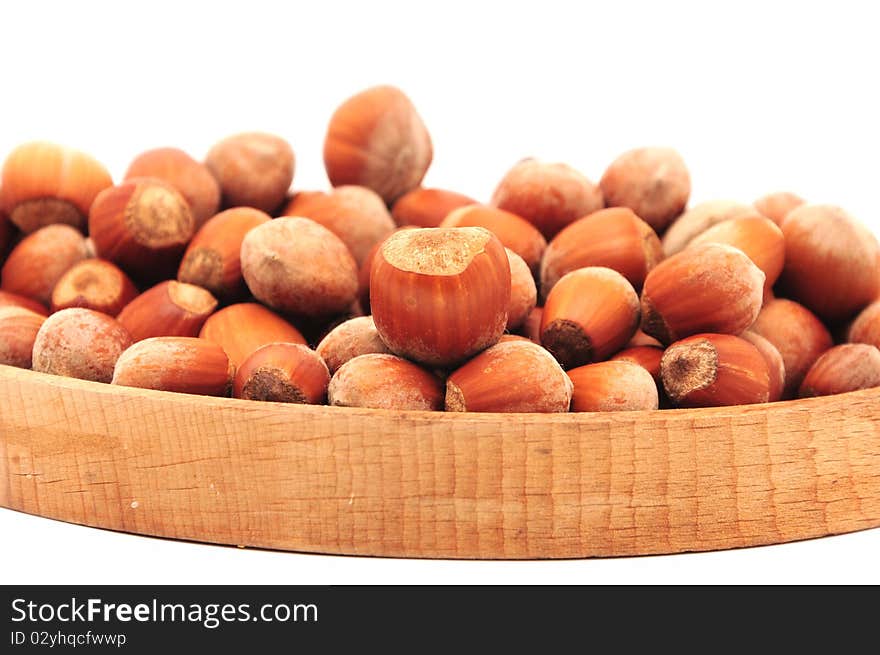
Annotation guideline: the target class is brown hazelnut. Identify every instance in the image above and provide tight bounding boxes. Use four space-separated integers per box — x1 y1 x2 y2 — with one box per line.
315 316 391 374
240 217 358 317
32 308 132 382
125 147 220 227
446 340 572 413
661 333 770 407
328 353 443 411
51 258 139 317
370 227 510 367
490 158 604 239
1 224 88 305
89 178 195 282
640 243 764 345
506 249 537 331
568 360 659 412
599 147 690 233
0 306 45 368
282 185 395 266
540 267 640 369
540 207 663 298
117 280 217 342
112 336 232 396
199 302 306 370
177 207 270 300
205 132 295 212
233 343 330 404
778 204 880 323
323 85 432 204
610 346 664 383
799 344 880 398
750 298 833 399
0 142 112 233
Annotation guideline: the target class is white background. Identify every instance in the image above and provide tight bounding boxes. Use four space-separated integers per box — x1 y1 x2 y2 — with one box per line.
1 0 879 584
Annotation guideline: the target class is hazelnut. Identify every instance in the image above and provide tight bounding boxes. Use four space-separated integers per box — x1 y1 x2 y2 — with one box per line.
599 147 690 233
205 132 295 212
849 299 880 349
177 207 270 300
640 243 764 345
323 85 432 204
391 187 476 227
199 302 306 370
112 336 232 396
539 207 663 298
117 280 217 342
688 216 785 293
661 200 765 256
125 147 220 227
610 346 664 383
233 343 330 404
750 298 832 399
778 204 880 323
0 290 48 316
0 142 112 233
754 191 805 225
240 217 358 317
446 340 572 412
799 344 880 398
440 204 547 275
741 330 786 403
611 345 667 406
568 360 659 412
370 227 510 367
0 306 45 368
661 333 770 407
282 185 395 266
506 249 537 331
32 308 132 382
328 353 443 411
51 259 138 317
540 267 640 369
490 158 604 238
88 178 195 282
1 224 88 305
315 316 391 374
518 305 543 344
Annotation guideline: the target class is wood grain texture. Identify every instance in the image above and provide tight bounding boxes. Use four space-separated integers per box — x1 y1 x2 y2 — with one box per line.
1 364 879 558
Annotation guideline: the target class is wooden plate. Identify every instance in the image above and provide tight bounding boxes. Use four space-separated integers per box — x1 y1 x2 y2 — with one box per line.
1 364 878 558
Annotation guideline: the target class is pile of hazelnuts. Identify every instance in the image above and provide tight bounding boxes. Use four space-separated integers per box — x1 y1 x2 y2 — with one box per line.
1 85 880 413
